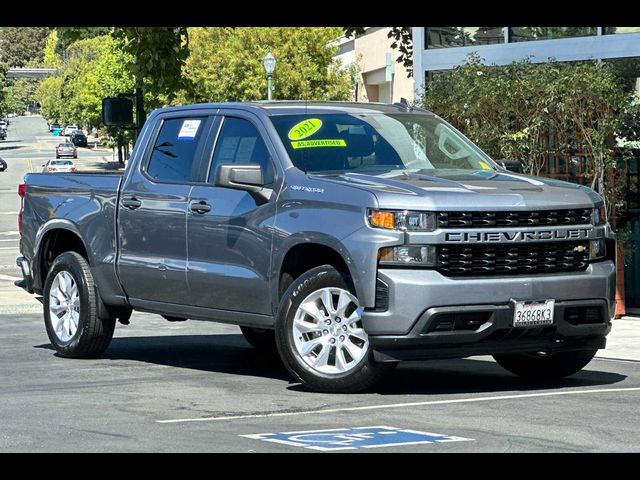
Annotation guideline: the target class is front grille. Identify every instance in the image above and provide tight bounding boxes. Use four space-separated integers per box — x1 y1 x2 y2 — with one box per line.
437 209 592 229
436 241 589 276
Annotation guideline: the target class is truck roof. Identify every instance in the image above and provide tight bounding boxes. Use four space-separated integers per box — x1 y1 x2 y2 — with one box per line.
152 101 434 117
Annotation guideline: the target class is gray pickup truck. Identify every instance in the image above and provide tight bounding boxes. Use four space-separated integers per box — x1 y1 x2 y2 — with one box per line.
16 102 616 392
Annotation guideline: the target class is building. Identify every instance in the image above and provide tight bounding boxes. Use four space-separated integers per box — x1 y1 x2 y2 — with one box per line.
411 27 640 315
333 27 414 104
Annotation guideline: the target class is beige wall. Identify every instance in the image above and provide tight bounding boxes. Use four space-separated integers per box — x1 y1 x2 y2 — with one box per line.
343 27 414 103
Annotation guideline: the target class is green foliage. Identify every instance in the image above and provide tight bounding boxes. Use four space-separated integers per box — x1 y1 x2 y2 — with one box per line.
2 78 39 115
42 30 62 69
0 27 50 67
111 27 189 107
179 27 351 103
422 55 627 214
55 27 112 54
35 35 134 128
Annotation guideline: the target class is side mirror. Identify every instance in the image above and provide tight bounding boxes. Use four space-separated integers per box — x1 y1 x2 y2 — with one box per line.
497 160 523 173
215 163 264 191
215 163 271 203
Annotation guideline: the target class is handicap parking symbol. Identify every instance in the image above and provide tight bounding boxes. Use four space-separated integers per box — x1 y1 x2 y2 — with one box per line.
242 426 473 451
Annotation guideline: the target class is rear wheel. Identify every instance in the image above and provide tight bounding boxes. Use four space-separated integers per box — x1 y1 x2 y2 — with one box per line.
43 251 116 358
493 349 597 379
240 326 277 352
275 265 392 393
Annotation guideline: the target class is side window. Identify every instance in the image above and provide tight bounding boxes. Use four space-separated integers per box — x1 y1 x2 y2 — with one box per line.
208 117 274 185
146 117 207 183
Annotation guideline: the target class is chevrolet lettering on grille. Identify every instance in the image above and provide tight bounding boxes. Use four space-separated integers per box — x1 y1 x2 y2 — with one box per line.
445 228 591 243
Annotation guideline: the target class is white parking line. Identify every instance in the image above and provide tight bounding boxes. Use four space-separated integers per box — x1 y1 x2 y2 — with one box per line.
157 386 640 424
0 274 21 281
0 246 18 250
0 231 19 235
0 212 19 215
0 239 18 242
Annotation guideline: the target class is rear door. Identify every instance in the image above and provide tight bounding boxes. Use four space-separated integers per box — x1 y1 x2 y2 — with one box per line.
117 112 215 304
186 111 279 314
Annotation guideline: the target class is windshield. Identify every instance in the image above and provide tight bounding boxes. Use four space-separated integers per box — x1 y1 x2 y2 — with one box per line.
270 113 496 174
52 160 73 165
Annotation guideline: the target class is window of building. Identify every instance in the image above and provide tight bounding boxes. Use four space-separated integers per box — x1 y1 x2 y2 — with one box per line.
208 117 274 185
509 27 597 42
146 117 207 183
604 27 640 35
426 27 505 49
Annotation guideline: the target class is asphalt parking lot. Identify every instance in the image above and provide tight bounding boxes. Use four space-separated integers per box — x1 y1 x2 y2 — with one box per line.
1 308 638 452
2 116 639 452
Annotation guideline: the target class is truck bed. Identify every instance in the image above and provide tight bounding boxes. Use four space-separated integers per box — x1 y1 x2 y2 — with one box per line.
20 172 124 303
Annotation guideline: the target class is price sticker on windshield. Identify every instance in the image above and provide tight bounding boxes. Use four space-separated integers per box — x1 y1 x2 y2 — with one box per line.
288 119 323 140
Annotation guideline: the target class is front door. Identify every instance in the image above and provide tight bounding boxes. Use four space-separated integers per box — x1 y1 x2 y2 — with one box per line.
118 114 213 304
187 114 277 314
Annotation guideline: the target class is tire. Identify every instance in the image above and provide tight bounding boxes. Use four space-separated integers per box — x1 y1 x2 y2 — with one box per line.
43 251 116 358
275 265 392 393
240 326 277 352
493 349 597 379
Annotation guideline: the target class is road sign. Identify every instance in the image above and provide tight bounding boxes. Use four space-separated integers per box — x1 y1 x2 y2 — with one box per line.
242 426 472 451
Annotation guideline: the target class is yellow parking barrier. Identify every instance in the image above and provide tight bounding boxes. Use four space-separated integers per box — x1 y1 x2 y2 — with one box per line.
27 158 33 172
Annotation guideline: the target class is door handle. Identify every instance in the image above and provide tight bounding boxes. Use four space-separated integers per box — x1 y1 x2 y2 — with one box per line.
189 200 211 214
122 197 142 210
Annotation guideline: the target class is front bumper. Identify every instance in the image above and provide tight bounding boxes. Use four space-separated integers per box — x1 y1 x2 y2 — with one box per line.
362 260 615 361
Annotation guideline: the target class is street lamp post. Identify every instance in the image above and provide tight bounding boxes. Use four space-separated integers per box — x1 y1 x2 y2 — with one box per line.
263 52 276 101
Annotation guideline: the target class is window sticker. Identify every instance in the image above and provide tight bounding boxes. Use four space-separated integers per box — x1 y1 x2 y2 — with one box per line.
288 119 323 140
478 161 492 170
177 119 202 140
291 139 347 149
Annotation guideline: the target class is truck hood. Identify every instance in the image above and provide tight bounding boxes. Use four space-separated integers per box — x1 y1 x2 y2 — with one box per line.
316 169 602 210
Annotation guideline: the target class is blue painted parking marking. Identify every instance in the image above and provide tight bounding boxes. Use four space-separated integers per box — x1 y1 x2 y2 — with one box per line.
242 426 473 451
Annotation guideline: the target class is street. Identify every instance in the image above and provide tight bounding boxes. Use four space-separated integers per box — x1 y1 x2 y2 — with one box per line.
0 116 639 452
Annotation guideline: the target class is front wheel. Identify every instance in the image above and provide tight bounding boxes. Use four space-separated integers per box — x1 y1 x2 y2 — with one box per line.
43 251 116 358
493 349 597 379
275 265 392 393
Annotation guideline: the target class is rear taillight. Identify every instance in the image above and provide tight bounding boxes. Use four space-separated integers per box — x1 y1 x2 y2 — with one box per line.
49 167 57 172
70 167 77 172
18 183 26 235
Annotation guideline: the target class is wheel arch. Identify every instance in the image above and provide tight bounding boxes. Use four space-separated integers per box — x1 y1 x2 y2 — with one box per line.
274 237 363 312
33 220 91 291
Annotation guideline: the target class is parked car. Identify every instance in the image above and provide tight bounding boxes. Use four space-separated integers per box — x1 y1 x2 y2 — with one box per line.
0 158 6 171
0 120 7 133
70 131 88 147
0 128 6 140
48 122 61 133
16 101 616 393
63 125 79 136
55 142 77 159
41 159 76 173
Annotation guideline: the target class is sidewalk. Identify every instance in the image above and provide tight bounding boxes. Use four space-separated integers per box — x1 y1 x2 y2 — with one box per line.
598 316 640 361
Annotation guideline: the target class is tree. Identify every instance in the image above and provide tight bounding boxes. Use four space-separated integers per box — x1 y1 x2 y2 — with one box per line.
35 35 134 128
343 27 413 76
0 27 50 67
179 27 352 103
422 55 627 215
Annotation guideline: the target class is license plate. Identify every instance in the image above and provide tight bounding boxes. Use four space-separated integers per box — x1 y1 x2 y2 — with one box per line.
513 300 555 327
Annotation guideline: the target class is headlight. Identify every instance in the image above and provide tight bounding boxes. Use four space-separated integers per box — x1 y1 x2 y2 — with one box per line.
378 245 436 266
368 209 436 231
592 206 606 226
589 239 606 260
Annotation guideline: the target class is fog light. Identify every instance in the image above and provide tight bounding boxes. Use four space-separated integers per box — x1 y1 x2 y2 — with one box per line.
589 239 606 260
379 245 436 266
